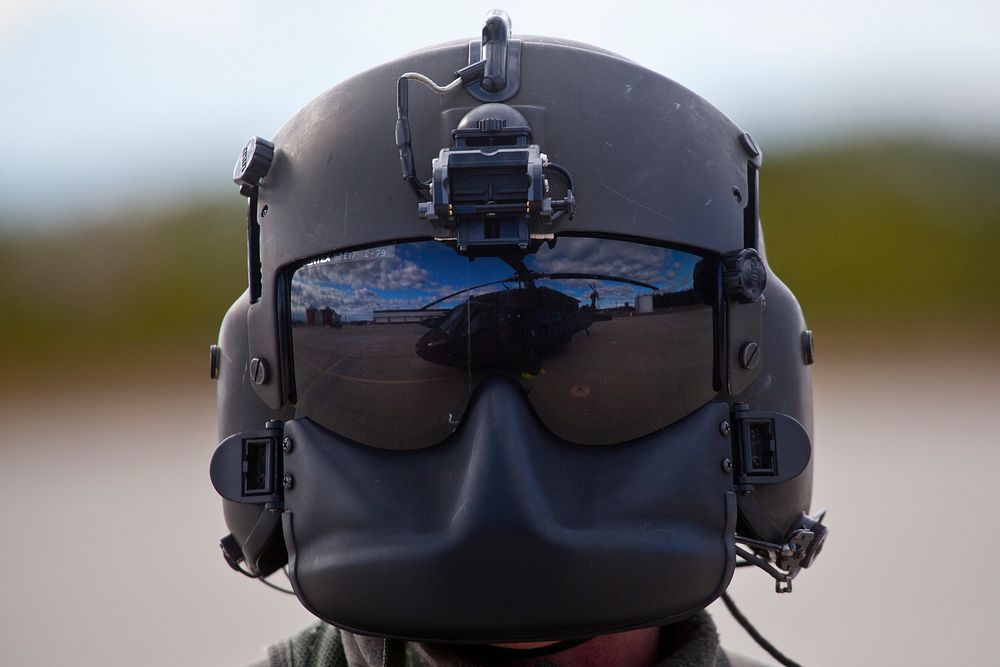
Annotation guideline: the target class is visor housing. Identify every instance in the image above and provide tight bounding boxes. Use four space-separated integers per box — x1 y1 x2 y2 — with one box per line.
288 235 718 447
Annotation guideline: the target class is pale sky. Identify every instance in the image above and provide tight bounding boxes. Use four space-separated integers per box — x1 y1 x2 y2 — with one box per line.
2 0 998 226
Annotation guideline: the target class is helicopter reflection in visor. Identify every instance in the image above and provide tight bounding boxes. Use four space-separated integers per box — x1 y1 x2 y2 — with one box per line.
414 274 649 374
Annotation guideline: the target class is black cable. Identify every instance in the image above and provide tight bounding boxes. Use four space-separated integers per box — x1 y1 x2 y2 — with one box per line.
398 74 462 203
257 568 295 595
736 535 783 552
395 76 428 202
231 562 258 578
408 177 429 200
258 578 294 594
720 592 803 667
544 162 575 194
544 162 575 222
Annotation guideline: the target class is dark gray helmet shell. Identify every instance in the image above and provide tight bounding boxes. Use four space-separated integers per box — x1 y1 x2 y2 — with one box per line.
213 32 819 643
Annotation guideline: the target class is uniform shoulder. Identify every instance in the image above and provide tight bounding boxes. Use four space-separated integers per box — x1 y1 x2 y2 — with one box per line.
250 622 347 667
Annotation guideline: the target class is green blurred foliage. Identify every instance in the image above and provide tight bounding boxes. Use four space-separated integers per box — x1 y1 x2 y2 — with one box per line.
1 142 997 382
762 142 1000 332
0 202 247 378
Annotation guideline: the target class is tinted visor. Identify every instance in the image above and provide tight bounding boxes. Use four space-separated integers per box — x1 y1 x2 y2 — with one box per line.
289 236 717 448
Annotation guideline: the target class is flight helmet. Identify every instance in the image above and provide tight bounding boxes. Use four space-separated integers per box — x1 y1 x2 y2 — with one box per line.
210 11 828 645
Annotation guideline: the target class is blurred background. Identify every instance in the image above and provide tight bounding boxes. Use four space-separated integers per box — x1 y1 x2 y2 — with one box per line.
2 1 998 665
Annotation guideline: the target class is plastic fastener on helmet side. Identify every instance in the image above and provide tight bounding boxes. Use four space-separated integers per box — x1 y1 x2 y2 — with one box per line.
233 136 274 196
723 248 767 303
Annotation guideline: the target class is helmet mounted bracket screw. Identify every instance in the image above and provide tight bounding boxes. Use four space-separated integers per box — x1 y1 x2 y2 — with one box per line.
249 357 269 385
739 341 761 369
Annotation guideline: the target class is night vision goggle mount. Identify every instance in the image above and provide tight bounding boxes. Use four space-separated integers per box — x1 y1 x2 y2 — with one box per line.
395 12 576 253
417 106 576 252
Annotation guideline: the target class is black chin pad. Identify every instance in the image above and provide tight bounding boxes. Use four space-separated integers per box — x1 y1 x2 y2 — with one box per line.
281 380 736 643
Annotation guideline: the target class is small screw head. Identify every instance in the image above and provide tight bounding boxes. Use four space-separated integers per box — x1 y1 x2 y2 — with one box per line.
719 420 731 436
739 341 760 370
282 474 294 489
249 357 269 385
722 457 733 473
282 437 293 453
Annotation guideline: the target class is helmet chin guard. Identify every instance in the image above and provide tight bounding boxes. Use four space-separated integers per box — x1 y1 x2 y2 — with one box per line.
282 380 737 643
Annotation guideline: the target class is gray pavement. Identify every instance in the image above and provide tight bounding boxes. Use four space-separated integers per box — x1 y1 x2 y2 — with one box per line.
293 308 713 446
1 352 997 665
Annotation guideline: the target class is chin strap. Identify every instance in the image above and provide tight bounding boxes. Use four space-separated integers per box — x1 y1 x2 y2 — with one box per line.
219 533 295 595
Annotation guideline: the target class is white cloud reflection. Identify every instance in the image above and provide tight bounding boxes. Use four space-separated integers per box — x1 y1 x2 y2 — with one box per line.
534 237 671 284
305 256 430 292
291 238 699 321
291 255 435 320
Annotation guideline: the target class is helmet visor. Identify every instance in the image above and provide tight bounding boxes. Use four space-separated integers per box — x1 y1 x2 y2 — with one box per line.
288 236 717 448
